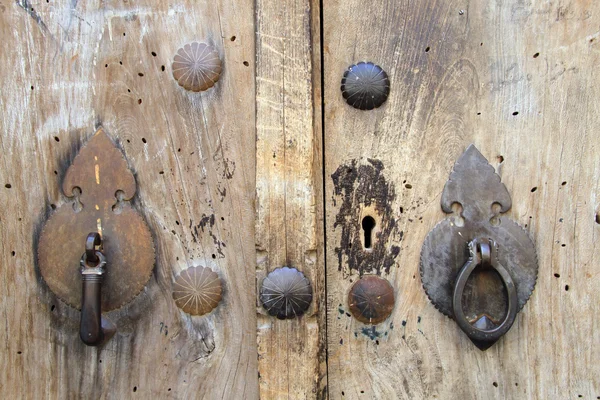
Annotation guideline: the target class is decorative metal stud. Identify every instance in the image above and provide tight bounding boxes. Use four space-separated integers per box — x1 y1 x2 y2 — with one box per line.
348 275 395 324
341 61 390 110
260 267 312 319
172 266 223 316
420 144 538 350
172 42 222 92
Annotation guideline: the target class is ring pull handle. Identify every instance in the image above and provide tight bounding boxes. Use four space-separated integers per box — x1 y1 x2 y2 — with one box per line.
79 232 115 346
420 145 538 351
452 238 519 350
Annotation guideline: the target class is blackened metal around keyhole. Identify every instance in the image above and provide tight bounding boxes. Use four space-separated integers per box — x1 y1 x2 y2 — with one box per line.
362 216 376 249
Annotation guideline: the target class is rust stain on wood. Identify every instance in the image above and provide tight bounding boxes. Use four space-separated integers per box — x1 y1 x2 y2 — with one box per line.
331 159 400 275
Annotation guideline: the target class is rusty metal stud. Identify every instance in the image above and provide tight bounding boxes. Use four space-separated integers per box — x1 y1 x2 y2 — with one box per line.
420 144 538 350
172 42 222 92
260 267 312 319
341 62 390 110
348 275 395 324
172 266 223 316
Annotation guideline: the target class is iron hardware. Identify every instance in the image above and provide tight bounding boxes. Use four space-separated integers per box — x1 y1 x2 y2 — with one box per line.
348 275 395 325
341 62 390 110
38 128 155 346
260 267 313 319
420 145 538 350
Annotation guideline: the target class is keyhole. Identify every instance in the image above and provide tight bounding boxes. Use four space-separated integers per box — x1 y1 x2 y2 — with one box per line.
362 216 376 249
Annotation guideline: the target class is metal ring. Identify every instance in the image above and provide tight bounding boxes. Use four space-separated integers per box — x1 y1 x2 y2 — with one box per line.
80 251 106 269
452 240 518 343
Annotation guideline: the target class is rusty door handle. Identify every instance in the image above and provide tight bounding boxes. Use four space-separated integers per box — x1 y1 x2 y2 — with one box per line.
79 233 115 346
452 238 518 347
420 145 538 350
37 128 155 346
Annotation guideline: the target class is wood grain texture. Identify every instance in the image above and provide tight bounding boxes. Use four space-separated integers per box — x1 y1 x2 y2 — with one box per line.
2 0 599 398
324 0 600 399
255 0 326 398
0 0 258 398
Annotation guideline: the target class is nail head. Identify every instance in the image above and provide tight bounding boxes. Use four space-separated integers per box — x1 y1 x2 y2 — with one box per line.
260 267 312 319
172 266 223 316
341 62 390 110
348 275 395 324
172 42 222 92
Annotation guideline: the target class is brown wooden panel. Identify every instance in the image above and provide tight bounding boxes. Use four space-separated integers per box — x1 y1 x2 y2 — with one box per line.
0 1 257 398
324 0 600 398
255 0 326 398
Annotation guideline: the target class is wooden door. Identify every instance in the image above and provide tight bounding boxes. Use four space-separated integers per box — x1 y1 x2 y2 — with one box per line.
323 1 600 399
1 0 599 399
0 0 259 398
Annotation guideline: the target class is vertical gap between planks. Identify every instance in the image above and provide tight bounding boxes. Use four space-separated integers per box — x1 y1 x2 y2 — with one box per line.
319 0 329 394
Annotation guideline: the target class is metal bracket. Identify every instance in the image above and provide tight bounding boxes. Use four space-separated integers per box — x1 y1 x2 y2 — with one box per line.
420 145 538 350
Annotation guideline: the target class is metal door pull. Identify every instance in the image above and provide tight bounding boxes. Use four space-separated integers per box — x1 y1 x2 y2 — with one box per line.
452 238 518 346
38 128 155 346
420 145 538 350
79 232 115 345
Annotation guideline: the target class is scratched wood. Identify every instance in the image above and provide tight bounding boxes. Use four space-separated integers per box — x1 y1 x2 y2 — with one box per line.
324 0 600 399
255 0 326 398
3 0 600 398
0 0 258 398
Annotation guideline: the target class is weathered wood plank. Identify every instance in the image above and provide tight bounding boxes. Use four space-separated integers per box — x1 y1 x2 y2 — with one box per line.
255 0 326 398
324 0 600 399
0 1 258 398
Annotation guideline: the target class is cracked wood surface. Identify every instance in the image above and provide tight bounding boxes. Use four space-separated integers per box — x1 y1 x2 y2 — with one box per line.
0 1 257 398
324 0 600 399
